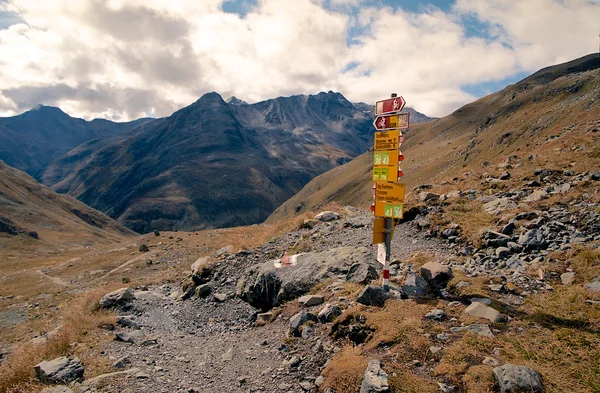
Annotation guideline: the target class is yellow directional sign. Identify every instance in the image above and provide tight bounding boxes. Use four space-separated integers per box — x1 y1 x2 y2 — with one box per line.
372 166 400 182
373 150 400 167
374 201 404 219
375 182 405 204
372 217 395 244
374 130 404 151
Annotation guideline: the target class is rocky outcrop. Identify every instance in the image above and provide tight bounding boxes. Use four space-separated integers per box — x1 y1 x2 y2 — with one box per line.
237 247 378 311
493 364 543 393
34 357 84 384
99 288 135 309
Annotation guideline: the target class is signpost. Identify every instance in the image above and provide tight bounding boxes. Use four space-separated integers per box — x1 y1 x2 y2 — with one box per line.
373 113 410 131
371 93 409 292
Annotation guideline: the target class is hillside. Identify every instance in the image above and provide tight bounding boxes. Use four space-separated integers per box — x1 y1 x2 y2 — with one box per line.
0 160 134 252
267 53 600 222
42 91 432 233
0 105 153 179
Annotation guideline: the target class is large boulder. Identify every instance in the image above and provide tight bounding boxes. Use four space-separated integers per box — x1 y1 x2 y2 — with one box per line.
99 288 135 309
464 302 502 323
289 312 318 337
402 272 428 298
359 360 389 393
34 357 84 384
493 364 543 393
420 262 453 289
518 229 548 250
346 262 378 284
237 247 377 311
356 286 394 307
314 211 340 222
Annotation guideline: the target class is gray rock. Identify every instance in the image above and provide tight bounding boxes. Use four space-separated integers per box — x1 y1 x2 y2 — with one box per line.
481 230 511 247
470 297 492 305
483 198 517 215
418 192 440 202
553 183 570 194
99 288 135 309
115 330 145 344
213 293 229 302
315 376 325 387
438 382 457 393
584 278 600 293
501 222 516 235
524 189 548 202
420 262 453 289
237 247 376 311
346 262 378 284
300 381 313 391
359 360 389 393
315 211 340 221
424 309 446 321
507 242 522 253
40 387 75 393
496 247 511 258
451 324 495 339
289 311 318 337
560 272 576 286
116 315 139 329
402 272 428 298
318 303 342 323
356 286 393 307
34 357 84 384
139 244 149 252
493 364 543 393
213 245 234 258
112 357 130 369
464 302 502 323
515 211 539 220
195 283 212 298
518 229 548 250
298 295 324 306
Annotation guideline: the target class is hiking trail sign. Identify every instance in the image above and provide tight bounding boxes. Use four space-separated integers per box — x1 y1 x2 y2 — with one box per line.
373 113 410 131
375 96 406 115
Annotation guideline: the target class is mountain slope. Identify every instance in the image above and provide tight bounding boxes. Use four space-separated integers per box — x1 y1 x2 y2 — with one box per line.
42 92 371 232
267 53 600 221
0 160 134 251
0 105 153 179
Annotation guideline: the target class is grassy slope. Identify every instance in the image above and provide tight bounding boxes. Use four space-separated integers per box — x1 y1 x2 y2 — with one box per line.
267 54 600 223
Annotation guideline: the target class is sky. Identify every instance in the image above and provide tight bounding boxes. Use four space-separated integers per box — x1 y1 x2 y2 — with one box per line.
0 0 598 121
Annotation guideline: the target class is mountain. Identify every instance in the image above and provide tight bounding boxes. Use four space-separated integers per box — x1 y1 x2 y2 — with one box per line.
226 96 249 106
353 101 437 124
0 105 153 179
43 91 399 233
0 160 133 249
266 53 600 222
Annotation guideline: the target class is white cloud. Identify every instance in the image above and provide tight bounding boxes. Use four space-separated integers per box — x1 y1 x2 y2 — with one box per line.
0 0 597 120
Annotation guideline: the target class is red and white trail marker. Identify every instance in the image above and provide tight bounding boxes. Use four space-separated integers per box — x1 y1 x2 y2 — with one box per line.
375 96 406 115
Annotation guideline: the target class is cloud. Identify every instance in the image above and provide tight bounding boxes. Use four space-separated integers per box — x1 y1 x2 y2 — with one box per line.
0 0 597 120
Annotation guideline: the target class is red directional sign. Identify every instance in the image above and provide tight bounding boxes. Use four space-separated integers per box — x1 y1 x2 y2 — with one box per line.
373 113 410 131
375 96 406 115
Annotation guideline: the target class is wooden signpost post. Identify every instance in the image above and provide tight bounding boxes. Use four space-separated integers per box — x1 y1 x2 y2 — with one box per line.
371 93 408 291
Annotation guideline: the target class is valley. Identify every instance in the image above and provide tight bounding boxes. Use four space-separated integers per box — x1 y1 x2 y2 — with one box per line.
0 54 599 393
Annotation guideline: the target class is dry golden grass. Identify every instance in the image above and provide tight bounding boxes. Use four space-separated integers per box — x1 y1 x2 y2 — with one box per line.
442 199 495 246
321 345 368 393
387 368 439 393
404 250 437 270
0 287 117 392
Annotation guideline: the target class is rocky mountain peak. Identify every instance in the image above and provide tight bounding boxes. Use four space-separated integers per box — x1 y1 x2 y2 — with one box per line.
226 96 248 106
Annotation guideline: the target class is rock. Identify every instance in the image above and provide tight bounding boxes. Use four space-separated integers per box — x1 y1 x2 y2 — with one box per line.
420 262 453 289
496 247 511 258
481 230 511 248
191 257 210 276
560 272 576 285
402 273 428 298
40 387 74 393
429 346 442 354
464 302 502 323
424 309 446 321
318 303 342 323
316 376 325 386
418 192 440 202
237 247 376 311
499 172 511 180
256 312 274 325
300 219 319 229
112 357 130 369
584 278 600 293
438 382 457 393
493 364 543 393
139 244 149 252
516 211 539 220
346 262 378 284
483 357 500 366
524 189 548 202
298 295 324 306
116 316 139 329
470 297 492 305
153 230 160 236
99 288 135 309
451 324 495 339
526 180 541 187
213 245 234 258
314 211 340 221
483 198 517 215
553 183 570 194
359 360 389 393
221 348 234 361
518 229 548 250
115 330 145 344
195 283 213 298
507 242 522 253
501 222 516 235
27 230 39 239
289 311 318 337
300 381 313 391
213 293 228 302
356 286 394 307
34 357 84 384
